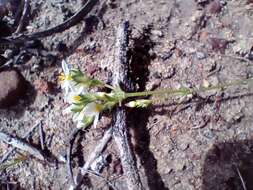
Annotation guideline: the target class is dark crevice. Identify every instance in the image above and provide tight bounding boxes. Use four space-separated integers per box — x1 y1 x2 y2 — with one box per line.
128 26 169 190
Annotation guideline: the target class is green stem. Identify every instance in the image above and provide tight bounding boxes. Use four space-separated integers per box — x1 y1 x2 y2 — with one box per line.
125 88 192 98
125 78 253 98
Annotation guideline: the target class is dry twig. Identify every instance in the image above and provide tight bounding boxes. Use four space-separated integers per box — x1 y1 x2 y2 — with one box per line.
111 21 144 190
80 127 112 175
7 0 99 42
70 128 112 189
0 131 45 161
0 121 42 164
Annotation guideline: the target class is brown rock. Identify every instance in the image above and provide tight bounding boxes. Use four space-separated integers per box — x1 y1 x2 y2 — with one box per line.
207 0 222 14
209 37 229 53
0 69 27 108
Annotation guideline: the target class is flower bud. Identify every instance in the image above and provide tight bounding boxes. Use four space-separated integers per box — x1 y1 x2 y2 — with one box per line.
95 92 107 100
125 101 137 108
125 99 152 108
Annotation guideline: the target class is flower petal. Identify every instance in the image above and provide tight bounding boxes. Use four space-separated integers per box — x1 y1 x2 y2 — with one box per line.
83 102 97 116
93 114 99 128
62 60 70 75
76 120 84 129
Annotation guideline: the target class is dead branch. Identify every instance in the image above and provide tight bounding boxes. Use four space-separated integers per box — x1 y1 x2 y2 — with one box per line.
0 121 42 164
0 131 45 161
70 128 112 189
15 0 29 33
80 127 112 175
6 0 99 42
111 21 145 190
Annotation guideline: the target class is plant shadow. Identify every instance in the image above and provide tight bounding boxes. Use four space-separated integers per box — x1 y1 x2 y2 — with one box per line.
128 25 169 190
151 92 253 117
202 139 253 190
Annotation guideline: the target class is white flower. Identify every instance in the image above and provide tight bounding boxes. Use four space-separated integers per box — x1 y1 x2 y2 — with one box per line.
59 60 107 129
65 88 85 104
59 60 87 101
63 101 102 129
76 102 103 128
59 60 74 95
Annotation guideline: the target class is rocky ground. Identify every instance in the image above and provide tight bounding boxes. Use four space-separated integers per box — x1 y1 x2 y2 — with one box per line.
1 0 253 189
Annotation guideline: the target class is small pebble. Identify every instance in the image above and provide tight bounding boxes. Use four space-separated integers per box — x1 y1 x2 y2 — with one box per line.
196 52 206 60
202 79 210 88
151 30 163 38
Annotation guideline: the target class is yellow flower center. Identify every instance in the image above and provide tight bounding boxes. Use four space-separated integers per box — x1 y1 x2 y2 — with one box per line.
59 73 72 81
95 104 103 112
73 95 82 102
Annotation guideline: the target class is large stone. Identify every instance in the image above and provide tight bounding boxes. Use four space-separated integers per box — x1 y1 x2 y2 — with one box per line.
0 69 27 108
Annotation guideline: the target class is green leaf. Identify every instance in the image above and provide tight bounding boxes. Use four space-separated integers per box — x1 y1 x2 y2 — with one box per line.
70 69 105 88
103 101 116 111
81 116 95 128
79 94 97 104
71 106 84 113
88 79 104 87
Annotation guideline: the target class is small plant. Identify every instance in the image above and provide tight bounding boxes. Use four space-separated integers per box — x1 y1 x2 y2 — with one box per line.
59 60 253 129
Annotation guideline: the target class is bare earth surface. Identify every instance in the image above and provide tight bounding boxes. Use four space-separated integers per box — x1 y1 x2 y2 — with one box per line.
1 0 253 189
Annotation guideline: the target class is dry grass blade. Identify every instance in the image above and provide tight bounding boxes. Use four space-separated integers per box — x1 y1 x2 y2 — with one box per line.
70 128 112 189
235 166 247 190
